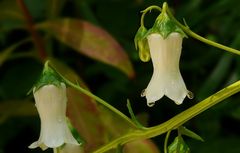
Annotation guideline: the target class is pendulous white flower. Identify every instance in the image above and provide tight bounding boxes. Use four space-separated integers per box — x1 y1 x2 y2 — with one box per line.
29 83 79 150
141 32 192 107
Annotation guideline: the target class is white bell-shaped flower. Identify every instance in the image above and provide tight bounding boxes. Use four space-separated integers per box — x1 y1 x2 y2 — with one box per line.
142 32 192 107
29 83 79 150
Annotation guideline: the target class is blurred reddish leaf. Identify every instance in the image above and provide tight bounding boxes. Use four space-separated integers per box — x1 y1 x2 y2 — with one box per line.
67 87 107 152
97 107 160 153
0 100 37 124
38 18 135 78
124 139 160 153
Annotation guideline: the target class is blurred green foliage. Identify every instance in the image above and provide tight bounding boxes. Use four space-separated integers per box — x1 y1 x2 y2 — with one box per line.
0 0 240 153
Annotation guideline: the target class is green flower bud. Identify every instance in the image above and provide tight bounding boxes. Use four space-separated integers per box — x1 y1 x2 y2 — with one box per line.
134 26 147 49
134 26 151 62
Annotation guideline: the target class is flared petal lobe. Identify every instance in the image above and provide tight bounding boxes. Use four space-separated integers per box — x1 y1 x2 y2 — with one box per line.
29 83 79 150
143 33 189 106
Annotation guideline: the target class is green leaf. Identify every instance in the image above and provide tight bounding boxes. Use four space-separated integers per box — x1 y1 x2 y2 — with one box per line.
0 0 23 19
0 39 30 67
168 137 190 153
0 45 15 67
179 126 204 142
0 0 25 31
37 18 135 78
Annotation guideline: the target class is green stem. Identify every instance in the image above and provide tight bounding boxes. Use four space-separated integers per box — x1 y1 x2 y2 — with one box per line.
93 80 240 153
165 4 240 55
164 130 171 153
127 100 146 129
63 77 137 128
177 128 181 153
140 5 161 27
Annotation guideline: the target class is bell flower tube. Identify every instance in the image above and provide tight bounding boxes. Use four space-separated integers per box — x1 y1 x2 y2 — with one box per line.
141 33 191 107
29 83 79 150
29 62 79 150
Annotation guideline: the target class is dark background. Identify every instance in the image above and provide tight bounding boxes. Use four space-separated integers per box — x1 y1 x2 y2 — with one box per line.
0 0 240 153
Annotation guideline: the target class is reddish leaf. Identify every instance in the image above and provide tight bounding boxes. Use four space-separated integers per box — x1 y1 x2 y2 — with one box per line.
67 88 107 152
38 18 135 78
124 140 160 153
98 108 160 153
0 100 37 123
99 106 136 138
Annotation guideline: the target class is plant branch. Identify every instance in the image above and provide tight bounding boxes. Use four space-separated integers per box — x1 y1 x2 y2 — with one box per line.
93 80 240 153
140 5 161 27
164 130 171 153
61 75 137 129
164 3 240 55
16 0 47 60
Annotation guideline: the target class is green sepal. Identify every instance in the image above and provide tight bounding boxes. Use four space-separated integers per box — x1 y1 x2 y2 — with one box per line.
168 136 190 153
33 61 64 93
126 99 146 129
134 26 147 49
179 126 204 142
66 117 85 145
134 26 151 62
138 39 150 62
146 3 187 39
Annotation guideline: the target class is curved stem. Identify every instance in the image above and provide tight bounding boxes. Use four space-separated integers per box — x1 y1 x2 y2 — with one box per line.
93 80 240 153
127 100 147 129
177 128 181 153
63 77 137 128
166 7 240 55
164 130 171 153
140 5 161 27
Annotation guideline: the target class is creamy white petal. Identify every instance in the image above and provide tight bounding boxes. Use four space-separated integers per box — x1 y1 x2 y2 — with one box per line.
144 33 189 106
29 83 79 150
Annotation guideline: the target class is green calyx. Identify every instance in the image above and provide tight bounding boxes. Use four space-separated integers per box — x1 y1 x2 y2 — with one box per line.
33 61 64 93
134 2 187 62
147 2 186 39
134 26 151 62
168 136 190 153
